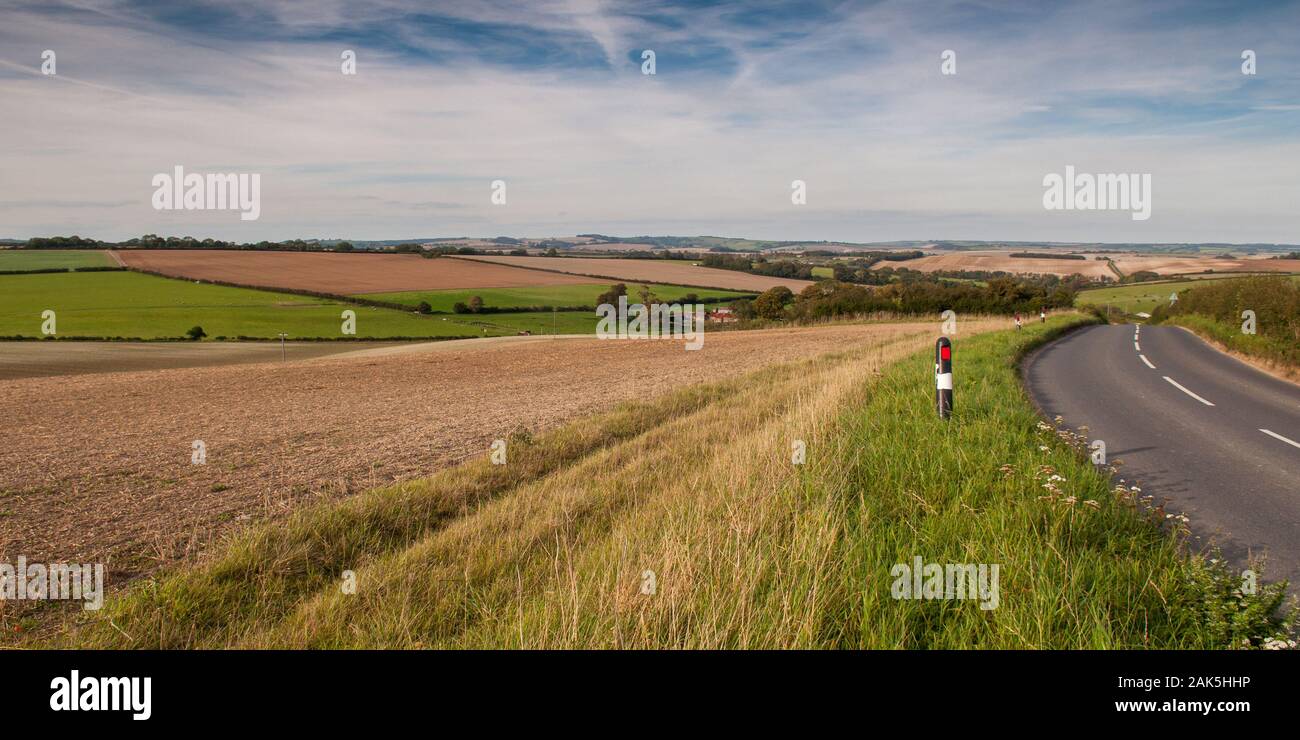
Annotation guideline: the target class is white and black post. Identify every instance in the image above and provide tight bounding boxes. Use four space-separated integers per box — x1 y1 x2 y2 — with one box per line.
935 337 953 420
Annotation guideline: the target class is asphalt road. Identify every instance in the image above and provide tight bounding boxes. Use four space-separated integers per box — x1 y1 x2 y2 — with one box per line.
1024 323 1300 593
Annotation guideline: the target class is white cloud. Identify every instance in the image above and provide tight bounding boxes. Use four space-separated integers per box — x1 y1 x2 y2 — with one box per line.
0 0 1297 242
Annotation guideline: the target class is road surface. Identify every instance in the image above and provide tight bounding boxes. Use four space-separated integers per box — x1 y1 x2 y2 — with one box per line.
1024 323 1300 593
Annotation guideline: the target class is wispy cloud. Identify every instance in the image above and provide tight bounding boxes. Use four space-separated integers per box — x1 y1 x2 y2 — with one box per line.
1 0 1297 242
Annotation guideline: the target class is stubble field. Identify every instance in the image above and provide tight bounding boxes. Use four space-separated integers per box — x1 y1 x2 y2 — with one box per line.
873 251 1117 278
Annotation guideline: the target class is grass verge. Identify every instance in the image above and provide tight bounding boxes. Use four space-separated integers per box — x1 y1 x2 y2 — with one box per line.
1159 315 1299 382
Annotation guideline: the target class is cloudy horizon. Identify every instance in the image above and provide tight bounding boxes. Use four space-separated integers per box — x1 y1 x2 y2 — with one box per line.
2 0 1298 244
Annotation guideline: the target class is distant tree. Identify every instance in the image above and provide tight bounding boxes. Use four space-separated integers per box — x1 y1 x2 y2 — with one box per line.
545 247 559 257
636 284 659 307
510 248 529 256
596 283 627 306
682 293 700 304
335 241 354 252
416 301 432 314
185 325 207 340
753 286 794 319
468 296 484 313
452 302 470 314
730 298 755 320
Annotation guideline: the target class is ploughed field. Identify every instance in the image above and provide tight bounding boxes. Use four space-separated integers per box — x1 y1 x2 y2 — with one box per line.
0 323 952 584
113 249 594 294
0 340 403 380
453 254 816 292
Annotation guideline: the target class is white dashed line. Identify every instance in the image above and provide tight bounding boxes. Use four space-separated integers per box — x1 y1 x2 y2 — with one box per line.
1163 376 1215 407
1139 354 1156 369
1260 429 1300 450
1134 341 1141 352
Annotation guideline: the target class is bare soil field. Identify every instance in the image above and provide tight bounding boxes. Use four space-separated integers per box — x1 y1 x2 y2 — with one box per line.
454 254 814 291
1109 254 1300 275
113 249 592 294
873 250 1116 278
0 322 998 585
0 340 402 380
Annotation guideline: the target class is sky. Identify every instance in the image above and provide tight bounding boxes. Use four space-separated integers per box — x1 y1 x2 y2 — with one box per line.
1 0 1298 244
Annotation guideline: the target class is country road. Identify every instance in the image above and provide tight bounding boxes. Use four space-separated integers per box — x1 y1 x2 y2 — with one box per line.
1024 323 1300 594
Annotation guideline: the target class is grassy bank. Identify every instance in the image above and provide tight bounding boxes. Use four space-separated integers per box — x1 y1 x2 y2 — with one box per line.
1159 315 1300 382
28 315 1291 649
1149 275 1299 378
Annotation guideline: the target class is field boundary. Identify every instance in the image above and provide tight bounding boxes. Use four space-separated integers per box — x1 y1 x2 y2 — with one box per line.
449 254 770 294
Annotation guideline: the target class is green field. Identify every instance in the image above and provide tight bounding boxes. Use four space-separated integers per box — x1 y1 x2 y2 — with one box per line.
0 272 600 339
354 282 750 311
1076 275 1300 314
0 249 115 271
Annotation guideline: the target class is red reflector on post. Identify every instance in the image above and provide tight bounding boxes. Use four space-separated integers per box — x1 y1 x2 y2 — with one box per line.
940 346 951 361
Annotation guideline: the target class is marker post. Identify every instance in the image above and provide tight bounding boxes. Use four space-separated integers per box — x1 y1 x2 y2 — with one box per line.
935 337 953 420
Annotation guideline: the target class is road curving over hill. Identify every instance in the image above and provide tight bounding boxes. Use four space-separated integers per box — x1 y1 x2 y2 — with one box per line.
1024 323 1300 593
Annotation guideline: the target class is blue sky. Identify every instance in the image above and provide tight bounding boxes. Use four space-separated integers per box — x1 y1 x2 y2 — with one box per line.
1 0 1298 243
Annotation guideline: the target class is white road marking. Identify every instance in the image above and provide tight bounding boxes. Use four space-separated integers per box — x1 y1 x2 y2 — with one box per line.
1134 341 1141 351
1139 354 1156 369
1260 429 1300 450
1162 376 1215 406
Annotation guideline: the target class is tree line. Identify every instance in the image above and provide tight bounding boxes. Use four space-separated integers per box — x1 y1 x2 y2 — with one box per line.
731 277 1076 321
